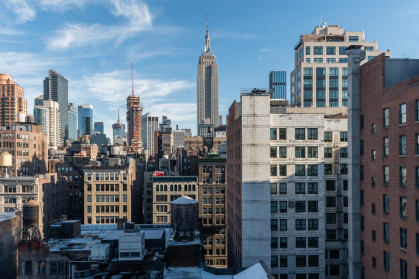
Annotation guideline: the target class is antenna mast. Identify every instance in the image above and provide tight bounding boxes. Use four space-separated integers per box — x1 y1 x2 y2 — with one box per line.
131 62 134 96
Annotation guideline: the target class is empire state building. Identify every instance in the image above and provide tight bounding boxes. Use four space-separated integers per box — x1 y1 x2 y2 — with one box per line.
197 21 219 137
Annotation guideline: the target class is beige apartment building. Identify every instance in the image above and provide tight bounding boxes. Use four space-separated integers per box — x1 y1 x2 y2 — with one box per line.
0 74 27 126
291 24 391 108
152 176 198 224
83 159 136 224
198 157 227 268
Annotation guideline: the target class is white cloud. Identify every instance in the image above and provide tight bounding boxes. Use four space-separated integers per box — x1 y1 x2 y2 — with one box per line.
261 47 271 52
5 0 36 23
47 0 152 50
40 0 90 10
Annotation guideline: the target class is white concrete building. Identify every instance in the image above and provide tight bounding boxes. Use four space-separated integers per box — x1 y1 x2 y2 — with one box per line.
172 129 186 151
141 115 158 156
34 96 61 149
291 24 390 108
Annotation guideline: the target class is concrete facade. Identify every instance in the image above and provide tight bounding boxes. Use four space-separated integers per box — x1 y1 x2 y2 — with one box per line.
0 211 22 279
34 96 61 149
0 74 27 127
141 115 158 156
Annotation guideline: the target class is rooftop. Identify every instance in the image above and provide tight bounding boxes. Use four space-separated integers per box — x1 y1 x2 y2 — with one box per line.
0 211 19 222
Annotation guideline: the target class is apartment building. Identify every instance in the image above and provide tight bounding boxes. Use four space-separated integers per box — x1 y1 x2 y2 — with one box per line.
198 157 227 268
0 123 48 177
152 176 198 224
0 74 27 127
350 53 419 278
83 158 137 224
291 24 391 108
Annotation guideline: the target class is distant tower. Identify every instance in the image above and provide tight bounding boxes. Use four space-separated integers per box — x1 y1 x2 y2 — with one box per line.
78 104 93 137
141 114 159 156
113 107 126 141
94 122 104 134
67 103 78 142
197 20 219 137
126 63 143 151
269 70 287 99
0 74 27 126
33 95 61 149
43 70 68 144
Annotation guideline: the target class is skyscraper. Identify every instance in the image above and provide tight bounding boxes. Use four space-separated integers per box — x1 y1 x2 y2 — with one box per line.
126 95 142 150
67 103 77 143
141 114 158 156
112 108 126 141
197 21 219 137
0 74 27 126
78 104 93 137
269 70 287 99
33 95 61 149
290 24 391 108
43 70 68 144
94 122 104 134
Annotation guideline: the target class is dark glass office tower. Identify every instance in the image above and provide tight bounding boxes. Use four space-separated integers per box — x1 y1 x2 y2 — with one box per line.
269 70 287 100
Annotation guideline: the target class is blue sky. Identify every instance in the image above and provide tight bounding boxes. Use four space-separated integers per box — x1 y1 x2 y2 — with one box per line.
1 0 419 138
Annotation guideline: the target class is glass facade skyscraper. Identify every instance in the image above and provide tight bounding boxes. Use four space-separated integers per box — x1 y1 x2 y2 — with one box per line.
67 103 77 142
94 122 104 134
44 70 68 144
269 70 287 99
78 104 93 137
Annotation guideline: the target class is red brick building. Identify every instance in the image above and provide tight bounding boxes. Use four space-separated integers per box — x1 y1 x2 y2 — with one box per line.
359 54 419 278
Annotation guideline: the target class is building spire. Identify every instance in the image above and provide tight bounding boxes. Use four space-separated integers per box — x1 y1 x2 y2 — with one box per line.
204 18 211 53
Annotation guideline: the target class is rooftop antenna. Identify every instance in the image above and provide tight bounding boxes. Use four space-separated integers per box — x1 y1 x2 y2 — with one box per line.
320 16 322 27
131 62 134 96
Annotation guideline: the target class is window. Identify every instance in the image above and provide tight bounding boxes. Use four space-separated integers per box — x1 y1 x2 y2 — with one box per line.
326 180 336 191
295 128 305 140
326 229 337 240
340 147 348 158
308 237 318 248
381 251 390 272
383 223 389 243
308 219 318 230
271 237 278 249
271 219 278 231
280 256 288 268
361 190 364 205
270 146 277 158
308 201 318 212
308 165 318 176
372 257 376 269
25 261 32 275
279 183 287 194
326 58 336 63
279 146 287 158
383 166 389 186
306 46 310 55
296 255 306 267
271 201 278 213
280 201 287 213
416 99 419 121
399 135 406 155
361 241 365 255
271 256 278 267
400 259 407 279
383 108 389 127
326 213 336 224
296 237 306 248
271 183 277 194
296 201 306 212
324 147 332 158
270 128 277 140
324 132 332 142
296 219 306 230
372 230 376 242
400 166 407 188
270 165 277 176
324 164 333 175
416 134 419 155
383 194 389 214
314 46 323 55
326 197 336 207
295 146 305 158
307 128 318 140
400 228 407 249
371 123 376 134
361 140 364 155
279 165 287 176
339 46 347 55
308 147 318 158
417 233 419 255
326 46 336 55
340 164 348 175
279 128 287 140
340 132 348 142
400 197 407 218
349 36 359 42
280 237 287 248
416 200 419 222
399 103 406 124
295 165 305 176
295 183 305 194
383 137 389 156
280 219 287 231
308 182 318 194
417 167 419 189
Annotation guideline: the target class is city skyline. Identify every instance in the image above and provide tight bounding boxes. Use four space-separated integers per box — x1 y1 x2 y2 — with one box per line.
0 0 418 137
